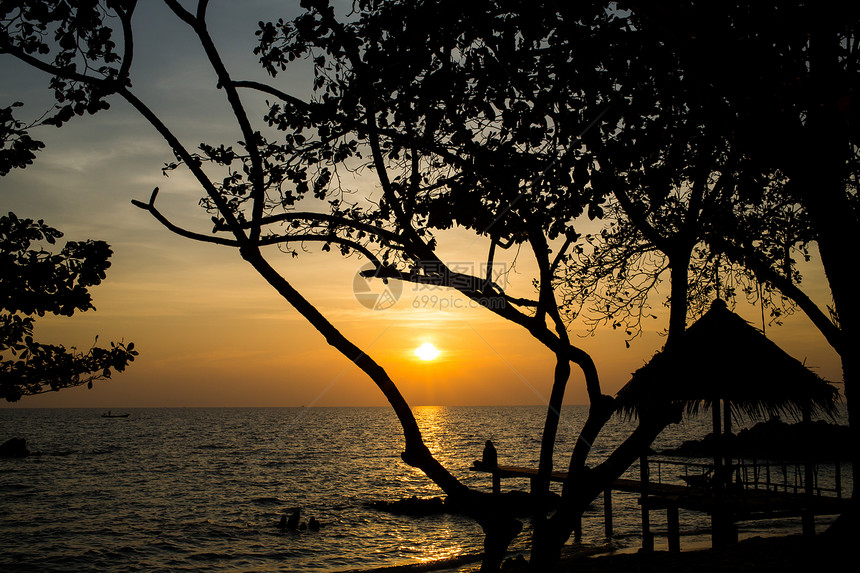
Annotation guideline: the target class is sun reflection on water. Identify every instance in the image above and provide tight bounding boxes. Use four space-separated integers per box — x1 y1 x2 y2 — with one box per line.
412 406 454 463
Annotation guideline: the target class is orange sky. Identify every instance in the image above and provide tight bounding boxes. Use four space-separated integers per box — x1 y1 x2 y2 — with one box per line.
0 201 840 409
0 2 843 409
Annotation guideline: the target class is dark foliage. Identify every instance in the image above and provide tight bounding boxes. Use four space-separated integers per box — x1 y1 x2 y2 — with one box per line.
0 212 137 402
660 418 851 462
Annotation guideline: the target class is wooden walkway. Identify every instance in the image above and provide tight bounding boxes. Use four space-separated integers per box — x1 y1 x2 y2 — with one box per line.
471 462 850 551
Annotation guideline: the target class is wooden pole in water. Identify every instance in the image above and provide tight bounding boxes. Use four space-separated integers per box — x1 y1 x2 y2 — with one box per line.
604 488 613 537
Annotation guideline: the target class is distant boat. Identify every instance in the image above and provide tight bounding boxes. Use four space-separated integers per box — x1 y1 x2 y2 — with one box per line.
101 412 130 418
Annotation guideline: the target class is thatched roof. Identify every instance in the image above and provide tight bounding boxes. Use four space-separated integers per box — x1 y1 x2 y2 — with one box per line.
615 299 839 421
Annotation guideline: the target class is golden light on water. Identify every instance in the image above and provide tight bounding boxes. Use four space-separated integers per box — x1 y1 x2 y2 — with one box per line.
412 542 462 564
414 343 441 361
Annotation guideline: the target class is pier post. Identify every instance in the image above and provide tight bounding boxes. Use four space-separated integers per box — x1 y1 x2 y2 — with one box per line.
802 405 815 537
640 454 654 552
604 488 613 537
802 462 815 536
802 510 815 536
667 505 680 553
835 461 842 499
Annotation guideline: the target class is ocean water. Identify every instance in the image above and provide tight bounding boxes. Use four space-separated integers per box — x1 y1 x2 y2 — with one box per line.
0 406 850 572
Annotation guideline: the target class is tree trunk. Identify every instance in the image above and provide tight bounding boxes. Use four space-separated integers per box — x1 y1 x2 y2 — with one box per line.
530 344 612 561
529 240 694 567
666 244 693 347
799 163 860 531
529 404 683 570
535 355 572 496
479 516 524 572
787 16 858 505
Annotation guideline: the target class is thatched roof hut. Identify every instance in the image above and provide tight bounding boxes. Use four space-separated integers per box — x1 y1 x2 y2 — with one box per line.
615 299 839 422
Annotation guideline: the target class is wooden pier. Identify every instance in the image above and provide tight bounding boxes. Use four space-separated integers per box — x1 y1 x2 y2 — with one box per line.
471 457 850 551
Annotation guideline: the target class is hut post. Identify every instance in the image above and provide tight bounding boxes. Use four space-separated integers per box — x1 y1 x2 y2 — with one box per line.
711 397 728 548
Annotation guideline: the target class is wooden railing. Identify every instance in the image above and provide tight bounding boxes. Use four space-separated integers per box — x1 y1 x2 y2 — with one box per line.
645 457 849 499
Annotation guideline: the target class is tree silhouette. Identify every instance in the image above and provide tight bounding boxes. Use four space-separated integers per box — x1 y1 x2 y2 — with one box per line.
0 1 711 569
606 1 859 530
0 212 137 401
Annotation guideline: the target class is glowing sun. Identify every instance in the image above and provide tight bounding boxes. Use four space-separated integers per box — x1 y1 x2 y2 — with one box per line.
414 343 441 361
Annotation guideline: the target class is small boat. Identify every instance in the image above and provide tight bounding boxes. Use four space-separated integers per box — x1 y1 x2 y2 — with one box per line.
101 412 130 418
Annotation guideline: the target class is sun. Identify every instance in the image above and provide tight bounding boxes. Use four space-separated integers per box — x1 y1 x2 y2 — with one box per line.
414 343 441 361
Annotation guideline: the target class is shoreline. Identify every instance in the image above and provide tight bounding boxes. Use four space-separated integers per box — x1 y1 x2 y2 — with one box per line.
558 533 846 572
342 532 847 573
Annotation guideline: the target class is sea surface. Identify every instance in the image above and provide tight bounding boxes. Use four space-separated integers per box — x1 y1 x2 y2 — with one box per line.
0 406 851 572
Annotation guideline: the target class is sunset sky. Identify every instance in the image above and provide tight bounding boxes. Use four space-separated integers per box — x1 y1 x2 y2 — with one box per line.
0 1 842 409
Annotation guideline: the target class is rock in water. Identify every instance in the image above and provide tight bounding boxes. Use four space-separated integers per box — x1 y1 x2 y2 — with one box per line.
0 437 30 458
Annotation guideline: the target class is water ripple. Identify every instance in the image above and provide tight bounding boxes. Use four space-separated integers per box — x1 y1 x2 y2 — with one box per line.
0 406 850 571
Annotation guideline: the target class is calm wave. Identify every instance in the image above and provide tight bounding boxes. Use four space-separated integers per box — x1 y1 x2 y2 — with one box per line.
0 406 849 571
